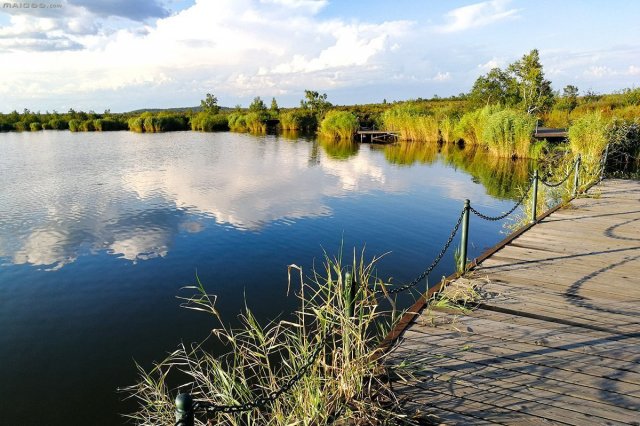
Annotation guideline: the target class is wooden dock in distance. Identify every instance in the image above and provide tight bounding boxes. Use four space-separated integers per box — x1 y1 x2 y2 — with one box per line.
386 179 640 425
534 127 567 139
356 128 398 143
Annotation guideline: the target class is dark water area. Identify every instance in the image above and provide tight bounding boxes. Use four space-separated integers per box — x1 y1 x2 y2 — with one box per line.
0 131 533 425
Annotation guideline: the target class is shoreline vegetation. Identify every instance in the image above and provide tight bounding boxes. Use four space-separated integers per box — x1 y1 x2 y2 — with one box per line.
1 50 639 163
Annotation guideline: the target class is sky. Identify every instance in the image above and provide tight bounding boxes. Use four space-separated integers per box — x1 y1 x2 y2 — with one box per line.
0 0 639 112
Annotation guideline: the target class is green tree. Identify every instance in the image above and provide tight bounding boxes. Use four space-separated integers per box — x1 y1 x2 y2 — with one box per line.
270 97 279 114
249 96 267 113
468 67 519 108
200 93 220 114
508 49 554 114
300 90 332 119
558 85 579 112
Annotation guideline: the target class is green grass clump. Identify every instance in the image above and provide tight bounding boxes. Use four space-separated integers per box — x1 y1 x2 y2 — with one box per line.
481 108 536 158
68 119 82 132
319 110 358 140
29 122 42 131
228 112 248 132
191 112 228 132
568 112 609 161
454 105 498 145
279 110 317 131
94 118 127 131
245 112 268 133
439 115 459 143
48 118 68 130
382 103 439 142
127 117 145 133
125 252 405 425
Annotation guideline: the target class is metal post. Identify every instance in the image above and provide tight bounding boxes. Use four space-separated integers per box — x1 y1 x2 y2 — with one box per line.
459 200 470 273
345 271 356 318
175 393 194 426
573 155 581 198
600 144 609 182
531 170 539 223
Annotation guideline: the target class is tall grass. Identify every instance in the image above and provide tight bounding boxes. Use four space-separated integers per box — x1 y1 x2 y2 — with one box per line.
319 110 358 140
568 112 610 186
245 112 267 133
454 105 498 145
438 115 459 144
126 252 404 425
279 110 317 131
382 103 439 142
481 109 536 158
29 122 42 131
190 112 228 132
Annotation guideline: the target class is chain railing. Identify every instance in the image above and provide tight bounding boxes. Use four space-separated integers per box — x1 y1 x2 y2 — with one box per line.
175 332 328 425
175 152 593 425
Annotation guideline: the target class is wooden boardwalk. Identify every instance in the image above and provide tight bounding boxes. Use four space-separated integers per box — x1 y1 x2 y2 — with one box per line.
386 179 640 425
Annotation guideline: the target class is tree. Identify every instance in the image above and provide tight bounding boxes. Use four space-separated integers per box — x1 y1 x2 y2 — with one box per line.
270 97 279 114
508 49 554 114
249 96 267 113
558 85 579 112
200 93 220 114
468 67 519 108
300 90 332 119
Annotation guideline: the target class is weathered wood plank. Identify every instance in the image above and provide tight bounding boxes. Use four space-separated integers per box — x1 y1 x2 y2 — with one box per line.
387 179 640 423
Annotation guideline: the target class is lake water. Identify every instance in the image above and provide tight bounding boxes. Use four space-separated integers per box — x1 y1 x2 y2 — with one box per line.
0 130 532 424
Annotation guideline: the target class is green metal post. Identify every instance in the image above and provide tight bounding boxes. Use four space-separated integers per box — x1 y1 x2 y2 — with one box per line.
531 170 539 223
459 200 470 273
175 393 194 426
345 271 355 318
573 155 581 198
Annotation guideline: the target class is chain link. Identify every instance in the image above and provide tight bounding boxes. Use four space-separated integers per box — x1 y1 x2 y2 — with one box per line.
540 167 573 188
371 208 465 296
191 332 326 416
469 177 534 222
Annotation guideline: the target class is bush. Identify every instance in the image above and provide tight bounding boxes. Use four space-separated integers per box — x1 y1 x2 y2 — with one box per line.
319 110 358 140
29 122 42 131
228 113 248 132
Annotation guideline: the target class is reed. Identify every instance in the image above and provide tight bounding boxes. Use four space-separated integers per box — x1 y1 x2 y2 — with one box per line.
454 105 498 146
319 110 358 140
125 252 405 425
382 103 439 142
481 108 536 158
190 112 229 132
439 115 459 144
29 122 42 131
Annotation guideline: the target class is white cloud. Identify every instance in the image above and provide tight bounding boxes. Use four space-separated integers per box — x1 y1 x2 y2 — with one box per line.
0 0 411 109
626 65 640 75
435 0 519 33
477 57 502 71
584 65 616 78
433 71 451 82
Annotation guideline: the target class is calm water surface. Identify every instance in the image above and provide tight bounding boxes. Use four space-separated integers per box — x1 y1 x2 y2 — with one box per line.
0 131 532 424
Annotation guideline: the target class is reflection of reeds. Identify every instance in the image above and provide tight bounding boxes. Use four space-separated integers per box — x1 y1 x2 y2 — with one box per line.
383 142 438 165
126 252 404 425
320 138 359 160
440 145 533 200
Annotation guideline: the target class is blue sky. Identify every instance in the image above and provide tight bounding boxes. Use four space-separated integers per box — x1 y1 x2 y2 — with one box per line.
0 0 638 112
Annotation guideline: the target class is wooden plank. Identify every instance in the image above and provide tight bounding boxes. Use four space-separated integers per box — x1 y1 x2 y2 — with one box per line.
385 180 640 423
